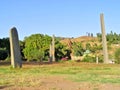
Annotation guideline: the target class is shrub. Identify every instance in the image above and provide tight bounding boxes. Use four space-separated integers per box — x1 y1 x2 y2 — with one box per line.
0 49 8 60
97 55 103 63
114 48 120 64
82 55 95 63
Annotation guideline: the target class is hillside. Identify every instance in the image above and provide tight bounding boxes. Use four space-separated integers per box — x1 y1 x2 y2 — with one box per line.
60 36 100 48
60 35 120 61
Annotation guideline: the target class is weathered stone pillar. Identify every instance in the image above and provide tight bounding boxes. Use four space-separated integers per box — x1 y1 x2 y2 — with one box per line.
52 35 55 62
100 13 109 64
10 27 22 68
96 56 98 64
49 44 52 62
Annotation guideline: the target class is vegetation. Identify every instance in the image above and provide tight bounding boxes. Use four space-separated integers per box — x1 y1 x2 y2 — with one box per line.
0 48 8 60
23 34 51 61
0 38 10 60
1 31 120 63
114 48 120 64
22 34 71 61
82 55 96 63
97 31 120 44
55 40 71 60
0 62 120 87
1 32 120 89
72 42 85 56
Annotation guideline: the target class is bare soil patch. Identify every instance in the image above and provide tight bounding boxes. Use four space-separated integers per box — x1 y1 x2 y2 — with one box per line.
2 76 120 90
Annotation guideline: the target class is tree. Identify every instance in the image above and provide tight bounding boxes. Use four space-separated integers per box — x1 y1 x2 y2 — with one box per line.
106 31 120 44
90 43 102 53
19 40 25 60
0 38 10 60
86 43 91 50
96 33 102 42
72 42 85 56
55 40 71 61
23 34 51 61
0 48 8 60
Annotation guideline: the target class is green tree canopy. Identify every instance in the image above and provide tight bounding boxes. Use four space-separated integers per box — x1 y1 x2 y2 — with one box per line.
55 40 71 60
0 38 10 60
97 31 120 44
72 42 85 56
23 34 51 61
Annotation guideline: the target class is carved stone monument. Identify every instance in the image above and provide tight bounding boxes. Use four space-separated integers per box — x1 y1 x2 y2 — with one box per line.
100 13 109 64
49 44 52 62
49 35 55 62
10 27 22 68
52 35 55 62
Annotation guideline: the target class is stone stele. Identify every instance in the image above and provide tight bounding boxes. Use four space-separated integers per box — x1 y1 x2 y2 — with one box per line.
10 27 22 68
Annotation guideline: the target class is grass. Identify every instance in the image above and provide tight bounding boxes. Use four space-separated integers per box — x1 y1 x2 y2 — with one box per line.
0 61 120 87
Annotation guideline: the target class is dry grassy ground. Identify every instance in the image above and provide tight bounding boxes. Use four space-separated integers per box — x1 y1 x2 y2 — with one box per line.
2 77 120 90
0 61 120 90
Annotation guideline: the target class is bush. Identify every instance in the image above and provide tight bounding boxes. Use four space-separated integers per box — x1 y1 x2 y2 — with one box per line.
98 55 103 63
114 48 120 64
0 50 8 60
82 55 95 63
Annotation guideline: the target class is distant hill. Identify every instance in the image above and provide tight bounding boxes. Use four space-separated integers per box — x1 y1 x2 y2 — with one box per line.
60 35 120 60
60 36 100 48
61 36 97 42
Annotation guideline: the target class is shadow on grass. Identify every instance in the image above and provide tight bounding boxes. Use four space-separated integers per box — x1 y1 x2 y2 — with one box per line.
0 85 12 89
0 61 58 66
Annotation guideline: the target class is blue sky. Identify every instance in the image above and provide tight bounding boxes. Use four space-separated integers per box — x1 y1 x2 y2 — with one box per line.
0 0 120 40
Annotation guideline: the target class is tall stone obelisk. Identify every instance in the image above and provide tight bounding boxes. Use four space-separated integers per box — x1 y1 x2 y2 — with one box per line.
100 13 109 64
49 43 52 62
10 27 22 68
49 35 55 62
52 35 55 62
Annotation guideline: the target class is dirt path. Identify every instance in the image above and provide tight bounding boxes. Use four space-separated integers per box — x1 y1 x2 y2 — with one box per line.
2 76 120 90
